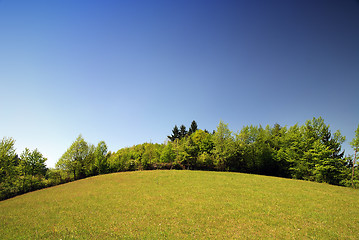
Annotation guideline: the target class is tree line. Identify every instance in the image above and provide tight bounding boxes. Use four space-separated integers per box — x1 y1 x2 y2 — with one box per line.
1 118 359 200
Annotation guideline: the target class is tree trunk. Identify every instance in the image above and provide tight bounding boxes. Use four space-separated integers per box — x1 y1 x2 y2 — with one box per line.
352 150 357 188
22 175 26 193
30 176 33 191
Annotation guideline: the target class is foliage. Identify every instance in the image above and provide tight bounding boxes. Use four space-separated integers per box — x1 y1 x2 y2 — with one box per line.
160 141 176 164
350 124 359 187
212 121 234 170
0 137 49 200
168 125 180 141
179 125 188 139
168 121 198 141
0 137 18 199
19 148 47 192
350 124 359 151
188 120 198 135
56 135 90 180
94 141 108 175
1 117 357 200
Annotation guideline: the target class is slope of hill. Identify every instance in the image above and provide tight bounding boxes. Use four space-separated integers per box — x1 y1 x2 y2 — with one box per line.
1 170 358 239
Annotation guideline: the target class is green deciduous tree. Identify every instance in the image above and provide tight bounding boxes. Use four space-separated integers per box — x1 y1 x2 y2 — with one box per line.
20 148 47 191
141 143 160 169
160 141 176 164
0 137 19 199
0 137 17 183
213 121 234 170
288 117 347 184
56 135 89 180
191 129 214 169
94 141 108 175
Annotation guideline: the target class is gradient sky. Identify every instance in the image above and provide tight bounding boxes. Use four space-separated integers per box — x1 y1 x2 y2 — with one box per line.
1 0 359 168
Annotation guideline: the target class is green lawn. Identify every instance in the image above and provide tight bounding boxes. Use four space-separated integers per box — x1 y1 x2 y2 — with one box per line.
1 170 358 239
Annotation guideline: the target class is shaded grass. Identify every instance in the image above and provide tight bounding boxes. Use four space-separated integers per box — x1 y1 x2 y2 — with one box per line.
1 170 359 239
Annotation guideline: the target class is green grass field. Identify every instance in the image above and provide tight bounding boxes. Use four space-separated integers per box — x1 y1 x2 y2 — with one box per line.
1 170 359 239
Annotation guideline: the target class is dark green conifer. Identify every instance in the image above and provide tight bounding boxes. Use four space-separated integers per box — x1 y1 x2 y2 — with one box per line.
188 120 198 135
179 125 188 139
168 125 180 141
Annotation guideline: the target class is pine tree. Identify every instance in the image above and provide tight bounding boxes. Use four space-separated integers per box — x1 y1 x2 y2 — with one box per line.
188 120 198 135
179 125 188 139
168 125 180 141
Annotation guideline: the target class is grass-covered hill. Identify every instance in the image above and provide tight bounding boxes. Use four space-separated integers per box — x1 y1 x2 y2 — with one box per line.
1 170 358 239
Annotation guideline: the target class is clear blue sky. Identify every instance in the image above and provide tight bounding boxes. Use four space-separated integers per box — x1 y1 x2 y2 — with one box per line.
1 0 358 168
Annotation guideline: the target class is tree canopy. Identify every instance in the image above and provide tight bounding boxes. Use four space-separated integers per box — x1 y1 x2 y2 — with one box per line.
1 117 358 201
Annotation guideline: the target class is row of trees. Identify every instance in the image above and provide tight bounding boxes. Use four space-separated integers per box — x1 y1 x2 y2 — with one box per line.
1 118 359 200
55 118 359 186
0 138 47 200
167 120 199 141
0 135 110 200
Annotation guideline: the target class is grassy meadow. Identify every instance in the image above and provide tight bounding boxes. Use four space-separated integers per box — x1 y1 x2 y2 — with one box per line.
1 170 358 239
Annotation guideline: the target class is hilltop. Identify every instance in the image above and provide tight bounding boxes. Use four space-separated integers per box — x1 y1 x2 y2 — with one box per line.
1 170 358 239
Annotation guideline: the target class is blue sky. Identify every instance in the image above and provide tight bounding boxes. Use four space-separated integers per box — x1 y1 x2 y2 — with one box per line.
1 0 358 168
